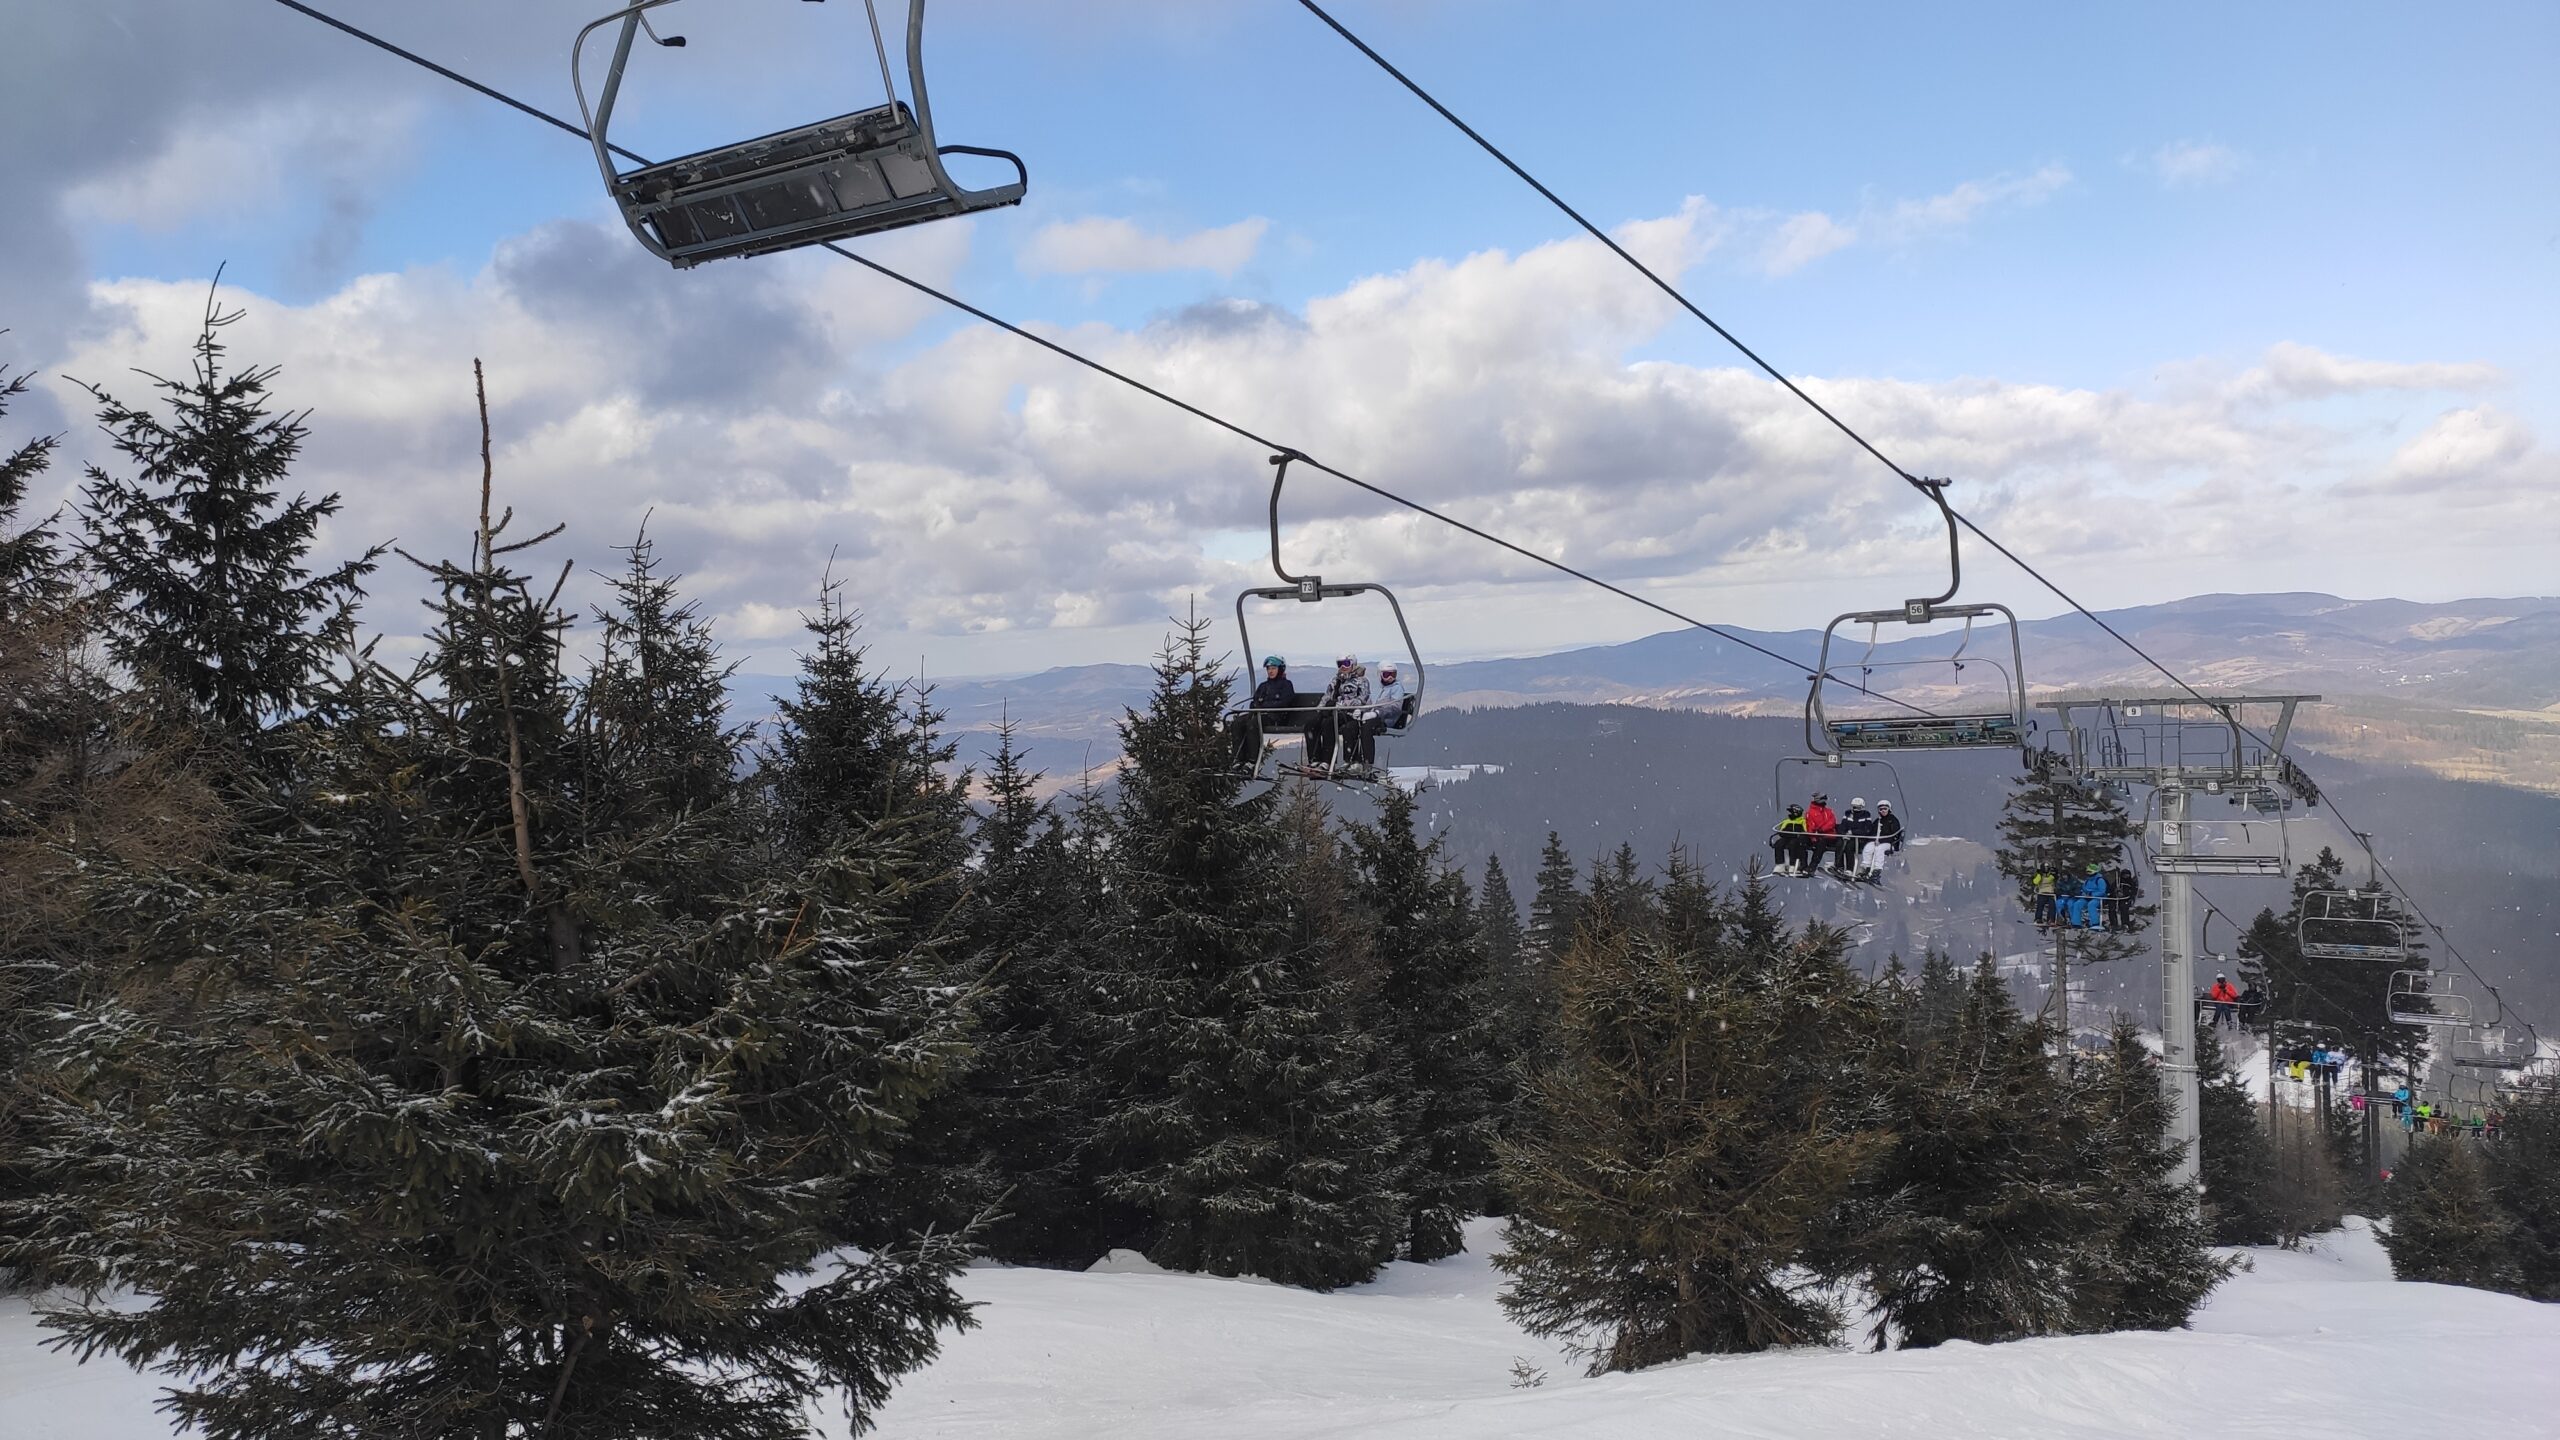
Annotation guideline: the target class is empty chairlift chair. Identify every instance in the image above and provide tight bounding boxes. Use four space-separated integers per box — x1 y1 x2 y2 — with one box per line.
2386 970 2474 1029
2296 889 2410 962
1806 481 2029 758
573 0 1027 269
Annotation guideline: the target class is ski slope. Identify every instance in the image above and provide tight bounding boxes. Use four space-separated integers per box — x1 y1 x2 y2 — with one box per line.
4 1219 2550 1439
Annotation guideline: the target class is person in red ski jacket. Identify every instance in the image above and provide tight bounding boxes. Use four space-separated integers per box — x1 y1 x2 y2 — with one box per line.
1804 794 1840 875
2206 974 2241 1030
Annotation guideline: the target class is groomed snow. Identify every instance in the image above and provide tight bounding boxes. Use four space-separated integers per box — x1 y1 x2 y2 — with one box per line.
5 1218 2552 1439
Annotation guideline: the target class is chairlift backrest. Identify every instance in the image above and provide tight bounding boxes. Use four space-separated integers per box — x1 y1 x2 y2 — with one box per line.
2297 889 2410 962
2386 969 2474 1028
1804 478 2029 757
573 0 1027 269
1807 605 2028 755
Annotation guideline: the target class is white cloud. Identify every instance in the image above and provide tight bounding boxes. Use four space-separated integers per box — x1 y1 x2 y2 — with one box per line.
1019 216 1271 277
36 203 2552 679
2237 341 2500 402
1762 212 1856 277
1881 164 2072 239
2147 140 2246 188
1747 164 2071 276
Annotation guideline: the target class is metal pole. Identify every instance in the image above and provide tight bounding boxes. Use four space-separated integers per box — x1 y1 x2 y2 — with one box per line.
2159 783 2201 1188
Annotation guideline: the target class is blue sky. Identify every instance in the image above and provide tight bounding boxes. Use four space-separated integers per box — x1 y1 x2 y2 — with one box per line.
9 0 2557 675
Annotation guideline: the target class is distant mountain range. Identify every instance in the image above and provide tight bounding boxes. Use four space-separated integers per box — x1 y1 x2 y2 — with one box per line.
730 592 2560 794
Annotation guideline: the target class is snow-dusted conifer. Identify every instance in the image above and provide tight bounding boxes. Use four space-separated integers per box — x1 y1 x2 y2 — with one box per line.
75 288 378 737
1351 786 1501 1261
2196 1023 2283 1245
949 723 1115 1265
2384 1138 2524 1293
1083 616 1403 1289
2070 1020 2229 1330
1497 858 1884 1372
2482 1088 2560 1300
1853 958 2105 1349
10 376 976 1438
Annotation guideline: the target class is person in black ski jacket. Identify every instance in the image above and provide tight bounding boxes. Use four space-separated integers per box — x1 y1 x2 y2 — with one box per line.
1838 798 1879 877
1229 655 1302 769
1875 800 1906 854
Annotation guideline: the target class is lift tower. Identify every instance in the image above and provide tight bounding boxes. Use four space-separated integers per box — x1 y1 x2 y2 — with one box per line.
2038 694 2321 1187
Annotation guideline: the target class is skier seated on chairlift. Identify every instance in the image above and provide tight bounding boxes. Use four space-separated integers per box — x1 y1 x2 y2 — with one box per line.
2032 866 2060 928
1852 799 1906 880
1345 662 1408 772
1803 793 1841 875
1308 655 1369 775
1229 654 1301 769
2106 860 2142 931
2205 973 2240 1029
1771 804 1813 876
2237 982 2265 1027
1839 797 1880 879
2066 863 2109 929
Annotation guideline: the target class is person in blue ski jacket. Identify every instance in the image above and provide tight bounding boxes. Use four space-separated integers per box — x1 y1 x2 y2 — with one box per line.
2069 864 2110 928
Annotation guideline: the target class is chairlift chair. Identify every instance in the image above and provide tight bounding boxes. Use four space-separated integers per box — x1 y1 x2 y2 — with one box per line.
2297 888 2410 962
2386 969 2474 1029
1230 453 1425 786
2452 1026 2537 1071
574 0 1027 269
1806 481 2028 756
1768 755 1907 882
2144 790 2293 877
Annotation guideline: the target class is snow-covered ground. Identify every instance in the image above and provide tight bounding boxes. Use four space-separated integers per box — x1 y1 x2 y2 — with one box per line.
5 1218 2551 1439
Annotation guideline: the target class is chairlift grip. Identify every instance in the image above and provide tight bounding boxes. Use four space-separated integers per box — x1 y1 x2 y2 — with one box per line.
1904 476 1960 623
1266 450 1317 588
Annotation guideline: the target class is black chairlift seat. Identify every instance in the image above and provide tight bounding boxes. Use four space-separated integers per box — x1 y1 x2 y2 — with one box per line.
574 0 1026 270
2298 889 2409 962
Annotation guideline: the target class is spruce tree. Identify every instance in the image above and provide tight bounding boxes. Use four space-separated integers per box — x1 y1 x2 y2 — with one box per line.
1351 787 1502 1261
1497 859 1885 1372
9 377 977 1438
1852 958 2106 1349
2071 1021 2229 1330
1991 759 2148 1040
1526 831 1583 970
2196 1024 2282 1244
759 571 973 899
2 358 222 1290
584 528 747 833
76 289 378 737
2481 1088 2560 1299
2382 1138 2524 1293
1472 853 1541 1154
1083 616 1404 1289
951 723 1113 1265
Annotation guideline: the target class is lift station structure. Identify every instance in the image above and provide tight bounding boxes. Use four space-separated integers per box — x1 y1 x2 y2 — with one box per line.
2039 693 2322 1187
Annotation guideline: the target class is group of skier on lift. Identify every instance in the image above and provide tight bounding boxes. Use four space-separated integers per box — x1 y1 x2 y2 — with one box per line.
2030 860 2143 933
1228 653 1414 780
1769 793 1905 882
